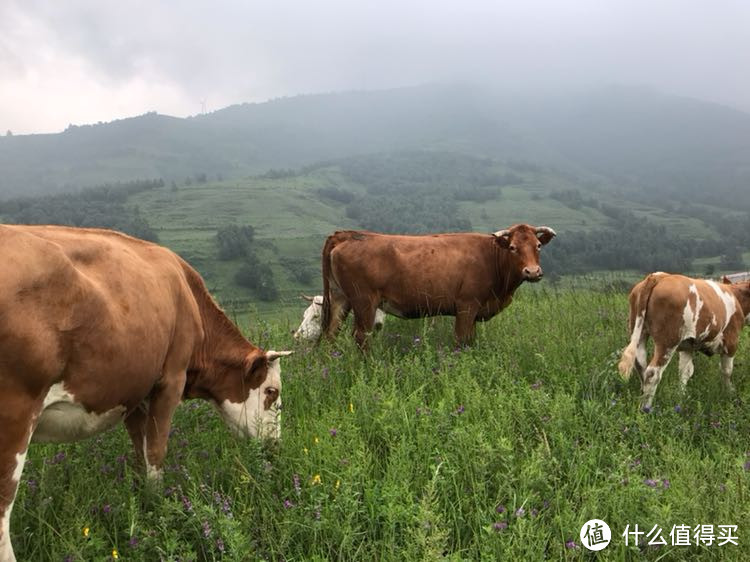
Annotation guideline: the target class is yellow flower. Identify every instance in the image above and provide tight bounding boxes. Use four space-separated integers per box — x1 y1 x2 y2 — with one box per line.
303 447 309 455
112 548 119 559
311 474 322 485
335 479 341 490
314 436 319 444
349 402 354 413
82 526 90 538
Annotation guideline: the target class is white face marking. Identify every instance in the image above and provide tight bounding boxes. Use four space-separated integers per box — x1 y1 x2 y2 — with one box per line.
294 296 324 341
217 358 282 440
32 383 127 443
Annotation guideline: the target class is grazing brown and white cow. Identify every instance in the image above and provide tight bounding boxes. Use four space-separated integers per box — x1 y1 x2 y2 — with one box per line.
0 225 291 561
618 272 750 409
320 224 556 347
294 295 386 341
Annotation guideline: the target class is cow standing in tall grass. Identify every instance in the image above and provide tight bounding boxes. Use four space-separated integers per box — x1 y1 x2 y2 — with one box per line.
0 225 292 562
320 224 556 348
619 272 750 409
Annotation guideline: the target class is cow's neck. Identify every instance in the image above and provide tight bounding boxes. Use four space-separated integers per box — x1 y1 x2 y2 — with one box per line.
729 284 750 322
492 242 523 298
181 264 254 390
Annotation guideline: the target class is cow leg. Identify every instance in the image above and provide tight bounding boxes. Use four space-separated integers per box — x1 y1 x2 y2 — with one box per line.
143 371 187 480
678 351 695 391
640 344 675 410
0 396 37 562
454 305 478 345
123 402 148 471
720 354 735 393
325 290 351 339
352 303 377 350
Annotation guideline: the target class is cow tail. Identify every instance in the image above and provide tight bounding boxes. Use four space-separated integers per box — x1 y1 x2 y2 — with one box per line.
618 274 660 380
320 234 336 342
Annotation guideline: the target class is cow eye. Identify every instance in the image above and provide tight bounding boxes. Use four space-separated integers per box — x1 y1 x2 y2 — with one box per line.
264 387 279 401
509 244 517 253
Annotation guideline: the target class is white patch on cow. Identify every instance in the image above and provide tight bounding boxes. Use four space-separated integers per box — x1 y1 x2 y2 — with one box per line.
32 383 127 443
618 312 645 379
216 358 282 440
680 284 703 341
711 313 717 326
1 428 32 562
678 351 695 388
374 308 386 329
140 433 162 481
706 280 737 331
294 296 325 340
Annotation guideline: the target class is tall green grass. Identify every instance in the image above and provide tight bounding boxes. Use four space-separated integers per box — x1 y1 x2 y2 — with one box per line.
12 289 750 560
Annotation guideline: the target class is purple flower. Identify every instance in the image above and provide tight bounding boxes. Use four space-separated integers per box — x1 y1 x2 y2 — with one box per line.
128 536 139 548
329 428 338 437
102 504 111 514
565 540 578 549
181 496 193 512
515 507 525 517
49 451 66 464
216 538 225 553
674 405 682 413
492 521 508 532
116 455 127 464
314 508 321 520
283 499 294 509
331 350 342 358
293 474 301 495
743 460 750 471
530 509 539 518
644 479 658 488
642 405 652 414
495 504 506 514
26 479 38 492
455 405 465 415
530 380 543 390
202 520 212 538
662 479 670 489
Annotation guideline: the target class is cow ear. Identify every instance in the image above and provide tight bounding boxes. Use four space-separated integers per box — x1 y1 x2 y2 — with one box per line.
535 226 556 246
244 352 269 385
493 229 511 249
722 275 731 284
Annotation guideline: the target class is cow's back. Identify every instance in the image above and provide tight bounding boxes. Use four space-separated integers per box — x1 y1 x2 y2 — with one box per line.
0 225 202 410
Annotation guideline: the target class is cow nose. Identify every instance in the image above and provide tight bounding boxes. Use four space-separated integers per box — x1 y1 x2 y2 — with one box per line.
523 266 543 280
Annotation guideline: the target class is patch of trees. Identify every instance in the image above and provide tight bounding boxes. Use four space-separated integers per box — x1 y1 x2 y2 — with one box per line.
0 179 162 241
316 187 355 204
549 189 600 210
346 194 471 233
279 256 316 285
215 224 279 301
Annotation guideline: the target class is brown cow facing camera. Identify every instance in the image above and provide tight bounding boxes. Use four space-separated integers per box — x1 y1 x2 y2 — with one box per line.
320 223 556 348
0 225 291 561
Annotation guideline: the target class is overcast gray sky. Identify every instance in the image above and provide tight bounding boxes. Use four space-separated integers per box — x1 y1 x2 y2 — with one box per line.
1 0 748 134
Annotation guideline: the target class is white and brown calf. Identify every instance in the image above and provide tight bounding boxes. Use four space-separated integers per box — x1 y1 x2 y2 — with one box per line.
619 272 750 409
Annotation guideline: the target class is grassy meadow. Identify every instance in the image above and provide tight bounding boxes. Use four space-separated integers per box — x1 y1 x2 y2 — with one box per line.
11 288 750 561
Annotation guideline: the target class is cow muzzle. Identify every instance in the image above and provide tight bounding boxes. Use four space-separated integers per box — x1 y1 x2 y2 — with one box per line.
523 266 543 282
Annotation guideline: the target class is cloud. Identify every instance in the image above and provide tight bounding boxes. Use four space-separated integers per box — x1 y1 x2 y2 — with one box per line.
1 0 749 133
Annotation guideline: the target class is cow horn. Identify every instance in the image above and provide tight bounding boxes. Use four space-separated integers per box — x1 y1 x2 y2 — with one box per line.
493 229 511 238
266 350 294 362
535 226 557 238
300 294 315 302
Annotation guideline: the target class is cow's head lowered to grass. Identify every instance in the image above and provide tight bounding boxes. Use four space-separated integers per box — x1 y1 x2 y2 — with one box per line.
186 349 292 440
493 224 556 282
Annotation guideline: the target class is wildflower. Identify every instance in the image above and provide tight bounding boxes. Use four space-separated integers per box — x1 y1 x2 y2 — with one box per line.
293 474 302 494
530 380 543 390
311 474 322 485
283 499 294 509
102 504 111 514
128 536 139 548
329 428 338 437
314 437 320 444
642 406 652 414
303 447 309 455
216 538 225 553
455 405 465 415
349 402 354 413
492 521 508 532
111 548 119 559
644 478 658 488
331 350 342 358
182 496 193 512
662 479 670 489
744 460 750 471
202 520 212 538
565 540 578 549
495 504 506 514
674 405 682 413
515 507 525 517
82 526 90 538
335 479 340 490
26 479 37 492
530 509 539 518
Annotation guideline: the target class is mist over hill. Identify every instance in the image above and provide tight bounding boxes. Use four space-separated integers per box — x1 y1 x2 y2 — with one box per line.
2 84 749 208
